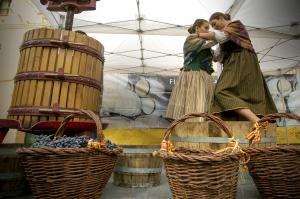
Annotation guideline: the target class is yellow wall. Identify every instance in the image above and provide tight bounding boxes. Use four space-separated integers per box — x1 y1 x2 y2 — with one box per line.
277 126 300 144
104 127 300 146
104 128 165 145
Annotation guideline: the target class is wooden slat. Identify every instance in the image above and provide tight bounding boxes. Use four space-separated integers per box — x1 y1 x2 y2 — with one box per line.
58 30 75 121
48 29 61 72
66 32 81 112
40 29 55 122
11 81 19 107
90 44 98 112
17 49 26 73
31 28 47 126
64 31 75 74
20 80 30 128
82 36 94 115
72 32 83 75
47 29 61 121
88 86 94 111
91 88 97 112
76 34 89 121
51 30 68 121
74 84 83 121
33 28 45 71
15 81 24 108
26 29 39 72
21 30 34 72
22 29 40 127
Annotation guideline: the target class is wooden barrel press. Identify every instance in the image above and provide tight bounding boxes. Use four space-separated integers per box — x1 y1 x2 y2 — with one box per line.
7 28 104 128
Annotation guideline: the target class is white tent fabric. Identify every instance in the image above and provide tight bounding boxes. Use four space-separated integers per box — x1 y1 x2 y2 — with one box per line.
47 0 300 75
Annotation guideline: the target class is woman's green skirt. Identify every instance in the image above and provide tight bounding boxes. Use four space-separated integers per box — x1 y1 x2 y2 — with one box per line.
211 49 277 116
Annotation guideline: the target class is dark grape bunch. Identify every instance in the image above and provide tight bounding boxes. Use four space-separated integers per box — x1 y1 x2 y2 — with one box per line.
32 135 89 148
32 135 55 148
105 139 117 149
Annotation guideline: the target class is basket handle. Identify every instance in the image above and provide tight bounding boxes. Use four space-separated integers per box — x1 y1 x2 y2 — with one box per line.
54 114 75 139
163 112 233 141
258 112 300 123
54 110 104 142
246 112 300 144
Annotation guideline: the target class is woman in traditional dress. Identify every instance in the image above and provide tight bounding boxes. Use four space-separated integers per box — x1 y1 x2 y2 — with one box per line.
166 19 216 122
198 12 277 122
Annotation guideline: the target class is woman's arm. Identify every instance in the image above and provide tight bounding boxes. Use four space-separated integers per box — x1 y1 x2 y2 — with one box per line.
198 32 216 40
199 30 229 44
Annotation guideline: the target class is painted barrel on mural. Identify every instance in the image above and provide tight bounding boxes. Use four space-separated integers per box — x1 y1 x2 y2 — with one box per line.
7 28 104 128
267 78 292 96
113 145 162 188
134 77 165 97
295 75 300 90
102 82 142 117
272 95 286 113
286 90 300 125
0 144 29 197
141 97 156 115
271 95 287 126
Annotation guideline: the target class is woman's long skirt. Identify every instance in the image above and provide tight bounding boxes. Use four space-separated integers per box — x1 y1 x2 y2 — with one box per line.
210 49 277 118
166 70 214 122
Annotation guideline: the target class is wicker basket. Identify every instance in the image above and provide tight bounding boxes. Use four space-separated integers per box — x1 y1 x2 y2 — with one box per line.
158 113 242 199
16 110 122 199
244 113 300 199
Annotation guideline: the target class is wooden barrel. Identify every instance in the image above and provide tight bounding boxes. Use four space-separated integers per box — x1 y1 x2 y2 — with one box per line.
0 144 29 197
113 145 162 188
7 28 104 128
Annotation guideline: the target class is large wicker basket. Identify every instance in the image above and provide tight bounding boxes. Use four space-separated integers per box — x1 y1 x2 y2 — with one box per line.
158 113 242 199
16 110 122 199
244 113 300 199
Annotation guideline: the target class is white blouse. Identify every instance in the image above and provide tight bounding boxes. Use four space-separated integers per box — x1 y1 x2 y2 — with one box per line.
213 30 229 44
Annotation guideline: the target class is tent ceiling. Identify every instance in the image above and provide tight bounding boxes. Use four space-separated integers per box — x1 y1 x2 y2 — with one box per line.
42 0 300 75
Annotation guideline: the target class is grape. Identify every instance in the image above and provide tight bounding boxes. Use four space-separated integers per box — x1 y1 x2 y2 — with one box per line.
31 135 89 149
105 139 117 149
32 135 54 148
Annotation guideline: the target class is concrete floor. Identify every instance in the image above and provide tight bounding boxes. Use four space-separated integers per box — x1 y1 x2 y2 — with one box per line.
3 171 261 199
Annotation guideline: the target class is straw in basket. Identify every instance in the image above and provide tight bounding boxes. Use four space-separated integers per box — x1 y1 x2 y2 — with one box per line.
156 113 245 199
16 110 122 199
244 112 300 199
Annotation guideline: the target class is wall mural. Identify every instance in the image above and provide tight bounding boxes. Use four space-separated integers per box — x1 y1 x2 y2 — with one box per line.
266 74 300 126
101 74 300 128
